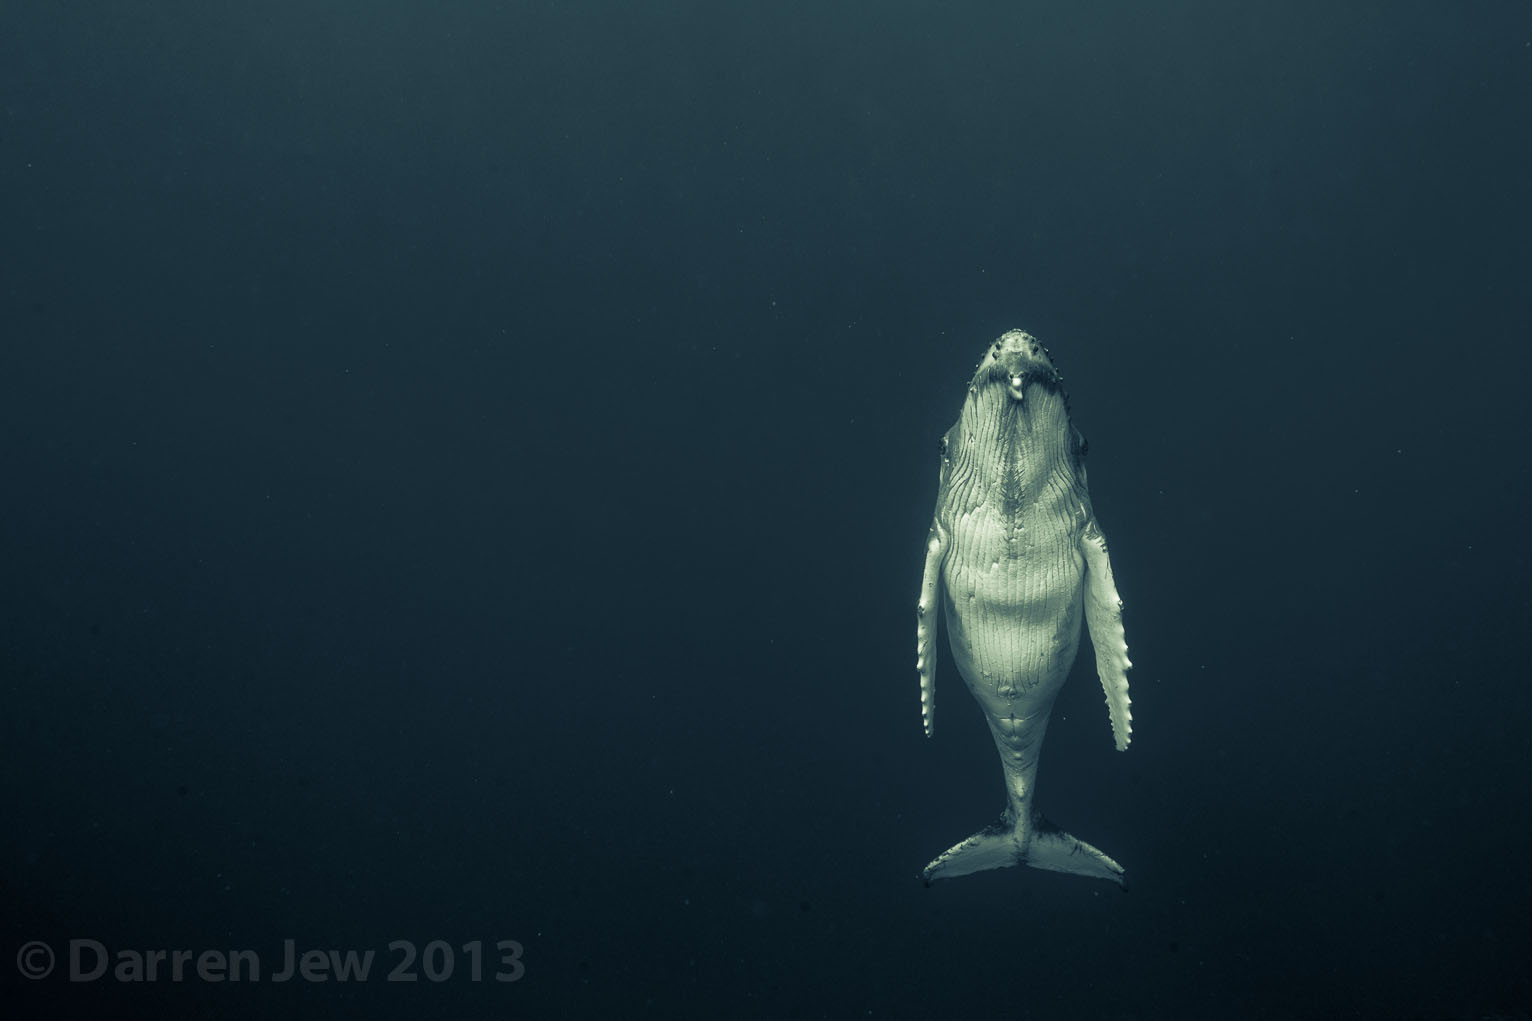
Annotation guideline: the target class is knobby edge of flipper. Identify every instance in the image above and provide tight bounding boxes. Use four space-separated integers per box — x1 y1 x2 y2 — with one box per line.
916 518 947 738
1081 521 1133 751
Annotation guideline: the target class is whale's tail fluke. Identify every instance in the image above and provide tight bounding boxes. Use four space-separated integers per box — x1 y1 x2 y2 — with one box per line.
921 813 1127 889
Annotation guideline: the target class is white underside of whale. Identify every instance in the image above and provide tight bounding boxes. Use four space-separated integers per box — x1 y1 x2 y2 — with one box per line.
916 330 1132 887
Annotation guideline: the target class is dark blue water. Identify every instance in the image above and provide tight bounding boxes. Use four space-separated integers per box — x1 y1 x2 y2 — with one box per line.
3 2 1529 1017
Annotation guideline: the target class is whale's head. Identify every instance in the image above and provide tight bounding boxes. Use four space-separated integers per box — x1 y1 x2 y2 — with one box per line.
942 330 1084 515
970 329 1064 402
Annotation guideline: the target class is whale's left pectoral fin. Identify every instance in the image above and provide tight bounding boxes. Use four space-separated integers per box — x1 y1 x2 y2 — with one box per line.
1081 522 1133 751
916 520 947 738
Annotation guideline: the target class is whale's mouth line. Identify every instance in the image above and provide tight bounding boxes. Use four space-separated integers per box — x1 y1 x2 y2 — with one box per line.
980 364 1063 398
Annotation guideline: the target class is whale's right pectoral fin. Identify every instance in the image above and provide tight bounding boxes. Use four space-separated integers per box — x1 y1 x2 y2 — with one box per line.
1081 521 1133 751
916 520 947 737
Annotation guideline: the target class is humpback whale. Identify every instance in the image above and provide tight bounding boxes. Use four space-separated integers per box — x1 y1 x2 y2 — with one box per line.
916 329 1133 886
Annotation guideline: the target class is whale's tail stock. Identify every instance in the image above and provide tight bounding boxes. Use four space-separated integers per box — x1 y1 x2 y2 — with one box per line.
921 812 1127 889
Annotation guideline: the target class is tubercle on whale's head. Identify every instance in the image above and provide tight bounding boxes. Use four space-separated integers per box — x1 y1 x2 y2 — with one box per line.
969 329 1065 403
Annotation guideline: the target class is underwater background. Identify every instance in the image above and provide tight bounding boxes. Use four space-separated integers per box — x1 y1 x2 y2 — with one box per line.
3 2 1529 1018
